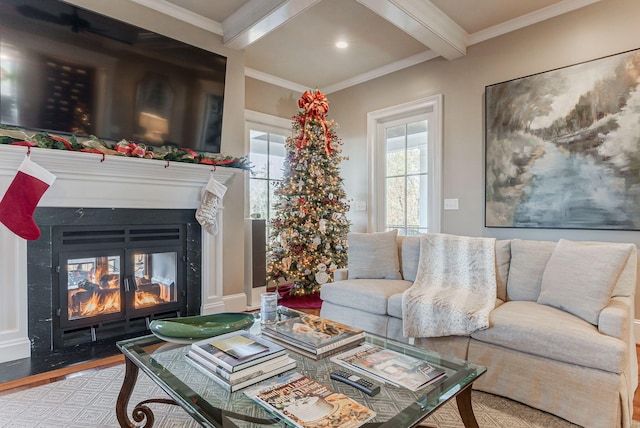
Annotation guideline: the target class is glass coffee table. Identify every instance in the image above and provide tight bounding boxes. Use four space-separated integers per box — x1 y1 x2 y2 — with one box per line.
116 308 485 427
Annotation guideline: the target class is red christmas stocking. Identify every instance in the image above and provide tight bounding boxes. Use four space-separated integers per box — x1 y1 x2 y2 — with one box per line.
0 156 56 240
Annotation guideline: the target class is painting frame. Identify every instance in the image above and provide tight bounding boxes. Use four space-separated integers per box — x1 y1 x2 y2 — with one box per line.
485 47 640 230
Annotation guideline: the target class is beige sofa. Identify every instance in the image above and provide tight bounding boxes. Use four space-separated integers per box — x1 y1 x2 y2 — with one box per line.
320 231 638 428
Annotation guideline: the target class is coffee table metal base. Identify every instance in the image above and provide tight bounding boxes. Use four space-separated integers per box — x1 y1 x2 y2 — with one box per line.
116 357 178 427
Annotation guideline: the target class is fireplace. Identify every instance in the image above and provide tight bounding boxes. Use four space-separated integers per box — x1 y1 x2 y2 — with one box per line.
0 145 240 364
29 207 201 354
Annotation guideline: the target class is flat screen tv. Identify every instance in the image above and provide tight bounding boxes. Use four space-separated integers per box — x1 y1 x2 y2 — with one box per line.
0 0 226 152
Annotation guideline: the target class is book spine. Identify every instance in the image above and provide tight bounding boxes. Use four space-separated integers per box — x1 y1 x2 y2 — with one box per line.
261 335 320 360
186 355 232 392
187 351 233 380
315 332 366 353
190 345 234 372
261 329 317 353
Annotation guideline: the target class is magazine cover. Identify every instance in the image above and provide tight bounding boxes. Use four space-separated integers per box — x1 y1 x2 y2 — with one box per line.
245 372 376 428
210 334 269 359
332 344 446 391
262 314 365 352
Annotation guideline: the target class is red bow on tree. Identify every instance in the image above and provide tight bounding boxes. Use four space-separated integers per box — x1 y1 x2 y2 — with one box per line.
297 89 332 155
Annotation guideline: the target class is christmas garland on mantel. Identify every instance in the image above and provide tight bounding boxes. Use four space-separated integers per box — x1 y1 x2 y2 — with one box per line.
0 124 252 171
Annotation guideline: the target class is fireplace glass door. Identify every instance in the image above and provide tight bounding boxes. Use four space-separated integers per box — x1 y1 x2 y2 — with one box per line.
67 254 122 320
129 249 179 311
61 249 125 327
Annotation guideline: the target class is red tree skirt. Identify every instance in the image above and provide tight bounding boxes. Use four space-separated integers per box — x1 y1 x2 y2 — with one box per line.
277 284 322 309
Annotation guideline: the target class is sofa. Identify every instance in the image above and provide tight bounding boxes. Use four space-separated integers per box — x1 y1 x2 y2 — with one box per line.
320 230 638 428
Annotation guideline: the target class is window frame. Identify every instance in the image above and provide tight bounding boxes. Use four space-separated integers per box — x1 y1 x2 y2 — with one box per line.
244 109 292 222
366 95 443 234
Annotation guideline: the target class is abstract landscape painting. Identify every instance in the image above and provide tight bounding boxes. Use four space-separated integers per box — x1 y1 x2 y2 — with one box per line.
485 48 640 229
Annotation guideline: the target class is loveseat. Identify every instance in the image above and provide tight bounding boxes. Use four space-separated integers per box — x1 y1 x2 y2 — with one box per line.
319 230 638 428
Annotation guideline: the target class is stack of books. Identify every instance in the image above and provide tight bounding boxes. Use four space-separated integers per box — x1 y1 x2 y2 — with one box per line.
244 371 376 428
331 343 446 391
187 330 297 392
261 313 365 360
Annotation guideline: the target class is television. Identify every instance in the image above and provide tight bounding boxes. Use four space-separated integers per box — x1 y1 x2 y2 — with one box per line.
0 0 227 152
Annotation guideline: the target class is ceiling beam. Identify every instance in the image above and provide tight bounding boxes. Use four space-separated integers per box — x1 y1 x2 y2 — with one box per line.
357 0 468 60
223 0 321 50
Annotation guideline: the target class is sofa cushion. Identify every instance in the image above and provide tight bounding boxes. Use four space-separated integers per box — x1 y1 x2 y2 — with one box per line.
399 236 421 282
347 230 402 279
506 239 556 301
537 239 634 325
387 292 404 318
320 279 411 315
471 301 626 373
495 240 511 302
613 249 637 297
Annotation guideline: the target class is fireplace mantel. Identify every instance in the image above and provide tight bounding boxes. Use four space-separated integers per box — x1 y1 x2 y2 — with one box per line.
0 144 242 363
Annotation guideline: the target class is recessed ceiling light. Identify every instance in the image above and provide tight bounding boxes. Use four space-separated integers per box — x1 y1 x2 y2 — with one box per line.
336 41 348 49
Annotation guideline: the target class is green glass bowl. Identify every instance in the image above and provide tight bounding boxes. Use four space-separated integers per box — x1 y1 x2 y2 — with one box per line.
149 312 255 343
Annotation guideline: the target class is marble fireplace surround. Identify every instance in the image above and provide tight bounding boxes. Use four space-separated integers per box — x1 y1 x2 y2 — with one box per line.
0 145 242 363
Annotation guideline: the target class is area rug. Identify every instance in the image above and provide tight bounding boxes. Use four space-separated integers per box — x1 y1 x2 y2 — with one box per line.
2 364 634 428
277 283 322 309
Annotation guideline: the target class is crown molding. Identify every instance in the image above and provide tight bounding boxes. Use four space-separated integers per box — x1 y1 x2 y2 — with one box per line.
130 0 223 35
469 0 601 45
322 50 440 94
245 68 309 93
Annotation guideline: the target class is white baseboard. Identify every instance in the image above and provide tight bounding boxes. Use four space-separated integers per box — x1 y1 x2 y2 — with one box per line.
248 286 267 309
0 338 30 364
222 293 251 312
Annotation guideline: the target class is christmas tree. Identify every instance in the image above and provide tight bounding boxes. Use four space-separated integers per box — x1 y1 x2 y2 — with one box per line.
266 90 350 296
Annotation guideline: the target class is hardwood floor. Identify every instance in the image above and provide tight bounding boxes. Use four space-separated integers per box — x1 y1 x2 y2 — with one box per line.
0 353 124 394
2 322 639 423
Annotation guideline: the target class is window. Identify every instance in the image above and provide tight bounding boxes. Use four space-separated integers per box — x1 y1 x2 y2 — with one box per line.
246 111 291 235
368 95 442 235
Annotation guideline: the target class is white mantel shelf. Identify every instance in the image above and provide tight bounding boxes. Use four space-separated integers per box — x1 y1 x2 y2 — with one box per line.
0 144 243 363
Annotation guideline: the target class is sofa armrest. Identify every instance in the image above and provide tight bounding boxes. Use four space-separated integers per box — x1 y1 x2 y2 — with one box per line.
598 296 631 340
333 268 348 282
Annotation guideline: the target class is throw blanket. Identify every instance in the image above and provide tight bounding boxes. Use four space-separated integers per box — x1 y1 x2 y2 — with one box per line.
402 234 497 337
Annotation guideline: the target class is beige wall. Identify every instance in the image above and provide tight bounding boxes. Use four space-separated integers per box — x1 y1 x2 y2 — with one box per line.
245 0 640 315
66 0 247 298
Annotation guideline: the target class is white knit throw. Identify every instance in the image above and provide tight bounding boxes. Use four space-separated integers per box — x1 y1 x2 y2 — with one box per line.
402 233 497 337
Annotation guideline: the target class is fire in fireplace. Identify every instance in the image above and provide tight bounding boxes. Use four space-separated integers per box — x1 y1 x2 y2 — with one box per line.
66 251 178 319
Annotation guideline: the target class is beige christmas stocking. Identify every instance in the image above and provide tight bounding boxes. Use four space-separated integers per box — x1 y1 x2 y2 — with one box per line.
196 175 227 235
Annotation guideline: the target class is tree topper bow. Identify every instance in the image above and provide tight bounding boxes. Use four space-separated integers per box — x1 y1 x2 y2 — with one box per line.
296 89 332 155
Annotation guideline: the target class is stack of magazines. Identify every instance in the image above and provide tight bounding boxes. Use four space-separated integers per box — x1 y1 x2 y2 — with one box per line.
244 371 376 428
186 330 297 392
331 343 446 391
261 314 366 360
